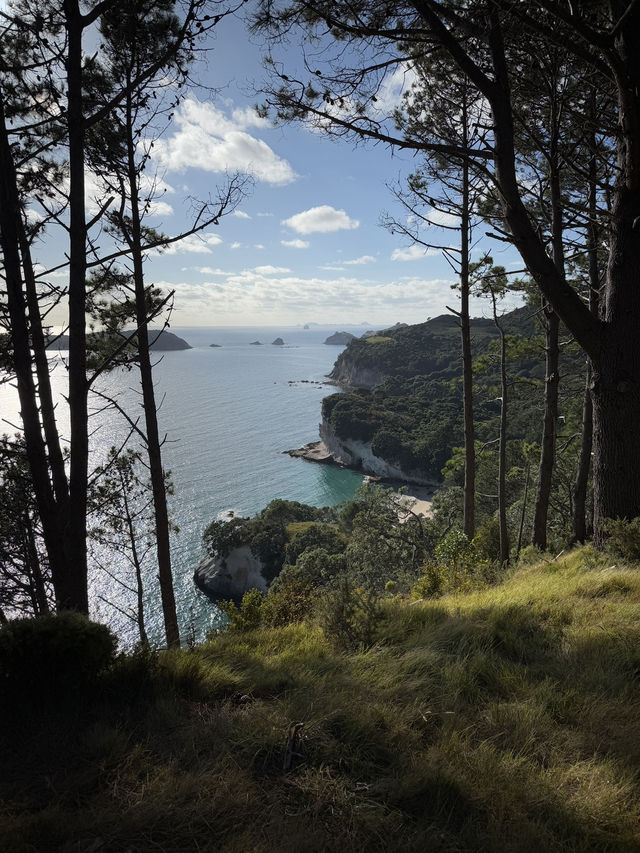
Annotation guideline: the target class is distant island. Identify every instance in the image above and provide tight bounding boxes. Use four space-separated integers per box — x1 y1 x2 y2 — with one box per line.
324 331 357 345
250 340 262 346
45 329 191 351
271 337 285 346
209 343 221 348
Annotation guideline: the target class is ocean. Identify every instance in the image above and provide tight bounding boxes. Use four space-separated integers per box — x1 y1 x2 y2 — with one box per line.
0 325 366 646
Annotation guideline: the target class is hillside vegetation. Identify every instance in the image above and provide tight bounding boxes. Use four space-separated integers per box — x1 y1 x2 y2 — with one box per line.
2 548 639 852
322 307 583 486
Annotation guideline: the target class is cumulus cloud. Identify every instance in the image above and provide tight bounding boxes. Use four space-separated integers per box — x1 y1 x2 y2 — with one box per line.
281 238 310 249
157 270 459 326
152 232 222 256
254 265 291 274
344 255 376 265
154 98 297 185
282 205 359 234
391 245 440 262
233 210 251 219
427 208 459 228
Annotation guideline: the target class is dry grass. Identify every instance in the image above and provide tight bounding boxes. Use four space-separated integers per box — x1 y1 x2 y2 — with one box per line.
1 547 639 852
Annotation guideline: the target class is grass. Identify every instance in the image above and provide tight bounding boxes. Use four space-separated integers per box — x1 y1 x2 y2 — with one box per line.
365 336 393 344
1 547 639 851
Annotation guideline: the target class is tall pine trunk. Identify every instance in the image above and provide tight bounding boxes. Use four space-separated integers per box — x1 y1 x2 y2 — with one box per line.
0 90 68 604
460 97 475 541
125 86 180 648
63 0 90 611
573 97 600 542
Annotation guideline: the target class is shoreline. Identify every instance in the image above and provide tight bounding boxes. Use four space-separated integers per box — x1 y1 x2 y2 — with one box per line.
285 440 435 517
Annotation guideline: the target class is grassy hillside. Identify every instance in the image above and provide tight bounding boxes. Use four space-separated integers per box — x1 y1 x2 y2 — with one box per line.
2 548 639 852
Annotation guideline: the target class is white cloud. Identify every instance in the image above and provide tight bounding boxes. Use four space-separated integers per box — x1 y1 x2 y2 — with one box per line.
254 243 265 249
153 232 222 256
372 62 418 116
233 211 251 219
282 205 359 234
254 265 291 274
344 255 376 265
281 238 310 249
154 98 297 185
391 245 440 262
257 212 273 218
158 271 459 325
321 265 346 271
230 242 242 249
428 208 459 228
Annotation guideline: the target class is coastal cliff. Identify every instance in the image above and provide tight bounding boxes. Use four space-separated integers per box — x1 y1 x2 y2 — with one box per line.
311 308 541 484
194 546 268 600
319 417 438 486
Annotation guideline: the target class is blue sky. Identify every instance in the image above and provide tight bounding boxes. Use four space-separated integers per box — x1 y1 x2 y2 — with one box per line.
24 7 523 328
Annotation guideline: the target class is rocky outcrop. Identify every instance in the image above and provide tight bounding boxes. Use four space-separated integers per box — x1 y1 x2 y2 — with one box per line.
328 360 387 388
250 340 262 346
324 331 357 345
272 337 285 346
194 545 268 600
319 417 438 487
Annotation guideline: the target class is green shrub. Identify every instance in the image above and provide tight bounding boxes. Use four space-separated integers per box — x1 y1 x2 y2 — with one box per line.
284 522 346 566
319 578 382 650
411 560 444 599
262 571 316 627
0 612 117 697
473 516 502 562
217 589 265 632
600 517 640 563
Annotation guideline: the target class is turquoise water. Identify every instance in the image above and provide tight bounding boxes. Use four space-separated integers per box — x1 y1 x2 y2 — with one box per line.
1 326 365 646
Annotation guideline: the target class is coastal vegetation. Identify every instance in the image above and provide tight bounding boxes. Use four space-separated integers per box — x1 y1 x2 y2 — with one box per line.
3 1 640 849
2 545 640 852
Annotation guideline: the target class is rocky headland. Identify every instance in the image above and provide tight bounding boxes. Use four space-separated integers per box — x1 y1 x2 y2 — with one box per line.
194 545 268 600
45 329 192 351
324 331 357 345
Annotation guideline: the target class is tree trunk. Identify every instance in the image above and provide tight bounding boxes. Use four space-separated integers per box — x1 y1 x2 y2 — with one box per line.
125 87 180 648
591 8 640 538
573 111 600 543
0 89 68 605
532 306 559 550
491 291 509 565
460 99 475 541
63 0 89 611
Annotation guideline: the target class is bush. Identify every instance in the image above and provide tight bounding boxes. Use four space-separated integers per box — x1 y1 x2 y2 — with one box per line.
262 571 316 627
284 522 346 566
600 517 640 563
0 611 117 697
319 578 382 650
217 589 265 632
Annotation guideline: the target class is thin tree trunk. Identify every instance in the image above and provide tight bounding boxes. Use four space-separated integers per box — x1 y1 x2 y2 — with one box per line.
573 99 600 542
532 90 563 551
125 86 180 648
516 459 530 560
120 468 148 648
63 0 89 611
532 306 559 550
491 290 509 565
19 227 69 508
0 89 67 604
460 94 475 540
